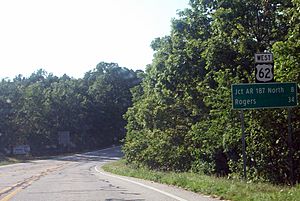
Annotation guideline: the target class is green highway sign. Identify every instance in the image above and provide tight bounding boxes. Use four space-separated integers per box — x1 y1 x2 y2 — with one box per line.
232 82 298 109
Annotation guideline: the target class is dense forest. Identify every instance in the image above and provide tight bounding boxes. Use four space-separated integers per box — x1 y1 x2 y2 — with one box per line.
0 62 141 155
123 0 300 184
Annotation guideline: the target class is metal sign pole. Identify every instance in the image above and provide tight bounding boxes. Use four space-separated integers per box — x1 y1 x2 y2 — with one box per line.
240 110 247 180
287 108 294 185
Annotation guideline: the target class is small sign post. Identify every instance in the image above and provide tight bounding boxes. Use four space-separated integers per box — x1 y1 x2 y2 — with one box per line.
240 110 247 180
287 108 295 184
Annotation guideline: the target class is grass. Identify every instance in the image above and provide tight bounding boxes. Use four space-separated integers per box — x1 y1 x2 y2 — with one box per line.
0 155 25 166
0 153 45 166
0 150 85 166
102 160 300 201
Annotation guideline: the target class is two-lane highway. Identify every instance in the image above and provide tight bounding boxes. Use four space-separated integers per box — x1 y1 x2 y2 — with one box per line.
0 147 217 201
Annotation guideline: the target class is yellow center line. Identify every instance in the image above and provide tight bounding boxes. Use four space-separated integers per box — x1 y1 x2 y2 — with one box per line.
0 181 23 195
0 164 67 201
0 187 22 201
0 187 13 195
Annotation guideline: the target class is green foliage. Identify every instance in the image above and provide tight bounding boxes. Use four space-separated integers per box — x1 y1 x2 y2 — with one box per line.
123 0 300 184
0 63 141 155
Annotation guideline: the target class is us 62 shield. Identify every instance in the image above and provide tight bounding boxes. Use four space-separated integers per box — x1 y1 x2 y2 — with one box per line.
255 64 274 83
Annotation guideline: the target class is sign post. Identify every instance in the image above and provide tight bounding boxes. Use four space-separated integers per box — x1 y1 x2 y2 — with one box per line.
287 108 295 184
240 110 247 180
232 53 298 182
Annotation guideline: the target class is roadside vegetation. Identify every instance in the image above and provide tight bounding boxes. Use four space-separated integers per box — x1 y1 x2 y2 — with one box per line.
103 160 300 201
123 0 300 185
0 63 142 156
0 154 25 166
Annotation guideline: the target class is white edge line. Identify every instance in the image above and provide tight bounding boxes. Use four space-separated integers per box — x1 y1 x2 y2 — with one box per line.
94 166 188 201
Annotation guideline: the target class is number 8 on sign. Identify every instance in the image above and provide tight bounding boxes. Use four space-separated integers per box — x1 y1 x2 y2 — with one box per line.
255 64 274 82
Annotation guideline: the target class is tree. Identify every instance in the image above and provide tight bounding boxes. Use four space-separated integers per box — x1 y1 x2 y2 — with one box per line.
123 0 299 183
0 63 141 155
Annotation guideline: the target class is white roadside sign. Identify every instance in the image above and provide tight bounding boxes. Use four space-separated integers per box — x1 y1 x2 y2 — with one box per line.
255 53 273 63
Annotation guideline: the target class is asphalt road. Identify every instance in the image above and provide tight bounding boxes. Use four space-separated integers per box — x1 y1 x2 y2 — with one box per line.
0 147 217 201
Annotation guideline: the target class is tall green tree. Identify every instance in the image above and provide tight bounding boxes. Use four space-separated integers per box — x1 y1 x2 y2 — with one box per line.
124 0 299 184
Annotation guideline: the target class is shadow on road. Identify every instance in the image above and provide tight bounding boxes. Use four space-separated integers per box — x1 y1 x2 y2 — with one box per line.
105 199 145 201
52 147 124 163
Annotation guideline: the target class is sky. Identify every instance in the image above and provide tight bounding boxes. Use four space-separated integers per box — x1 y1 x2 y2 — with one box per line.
0 0 189 79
